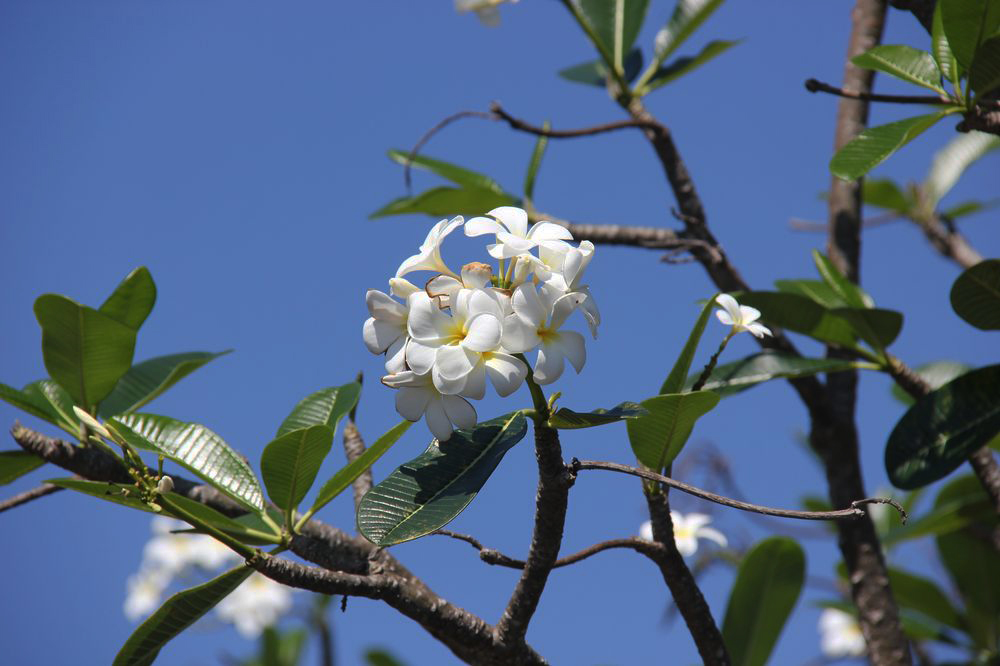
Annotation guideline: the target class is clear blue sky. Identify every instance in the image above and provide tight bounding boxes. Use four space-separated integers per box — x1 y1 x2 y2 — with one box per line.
1 1 997 665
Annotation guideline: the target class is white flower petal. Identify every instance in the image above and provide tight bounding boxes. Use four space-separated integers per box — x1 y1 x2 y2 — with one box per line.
426 275 463 303
484 353 527 397
512 283 546 327
533 343 565 385
715 294 742 324
674 534 698 557
389 277 420 299
460 362 487 400
746 322 773 338
407 293 452 341
464 216 505 237
366 290 406 322
491 232 536 258
527 221 574 243
463 313 502 352
501 314 541 353
425 399 454 441
395 386 431 421
739 304 762 324
434 344 477 381
489 206 528 237
405 340 437 375
696 526 728 549
639 520 654 542
385 337 407 374
550 292 586 331
715 309 735 326
442 394 477 430
363 318 401 354
554 331 586 373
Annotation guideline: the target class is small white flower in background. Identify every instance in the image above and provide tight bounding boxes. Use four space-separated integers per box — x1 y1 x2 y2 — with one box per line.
142 516 237 577
818 608 866 658
714 293 772 339
454 0 520 27
396 215 464 279
216 572 293 639
124 568 170 621
639 511 728 557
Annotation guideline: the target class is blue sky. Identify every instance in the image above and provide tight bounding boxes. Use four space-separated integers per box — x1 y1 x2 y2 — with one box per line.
1 1 998 665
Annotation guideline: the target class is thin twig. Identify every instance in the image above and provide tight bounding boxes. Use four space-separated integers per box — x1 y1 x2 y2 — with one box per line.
571 459 906 523
432 530 663 569
790 212 903 231
805 78 950 105
0 483 63 514
402 110 495 191
490 101 660 139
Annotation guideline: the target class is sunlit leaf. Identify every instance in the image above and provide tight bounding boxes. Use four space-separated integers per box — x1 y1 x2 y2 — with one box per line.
626 391 719 470
260 425 333 512
386 151 505 194
98 351 231 419
830 112 952 181
0 381 68 429
276 382 360 438
813 250 870 309
950 259 1000 330
851 45 946 94
99 267 156 331
737 292 859 350
969 34 1000 96
369 186 516 219
932 1 961 85
774 279 851 309
579 0 650 71
548 402 646 429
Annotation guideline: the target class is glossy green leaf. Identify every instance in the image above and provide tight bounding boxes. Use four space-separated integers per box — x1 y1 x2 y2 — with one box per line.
579 0 650 71
888 567 965 631
98 351 231 419
34 294 137 408
852 45 946 94
276 382 361 438
828 307 903 350
0 381 66 428
886 363 1000 489
774 279 850 308
950 258 1000 330
661 296 718 394
626 391 719 470
721 537 805 666
558 48 644 86
861 178 912 213
646 39 739 91
970 34 1000 95
357 412 527 546
0 451 45 485
523 121 549 202
891 361 970 406
369 186 515 219
925 132 1000 207
830 112 951 181
22 380 79 431
548 402 646 429
99 267 157 331
109 413 265 511
737 292 859 349
684 351 865 397
386 151 505 194
308 420 412 517
652 0 725 64
260 425 334 512
932 1 961 85
940 0 1000 71
114 566 254 666
812 250 869 309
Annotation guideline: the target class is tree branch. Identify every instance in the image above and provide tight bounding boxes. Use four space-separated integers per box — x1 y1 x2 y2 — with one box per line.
490 101 659 138
0 482 63 514
805 78 949 105
341 419 371 510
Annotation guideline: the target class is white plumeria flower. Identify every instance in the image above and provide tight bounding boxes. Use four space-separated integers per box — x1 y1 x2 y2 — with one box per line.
425 261 494 309
542 240 600 338
714 293 772 338
638 512 728 557
216 573 293 639
123 568 170 621
396 215 463 279
143 516 237 577
818 608 866 658
382 370 477 441
455 0 518 26
503 284 586 385
406 288 505 395
465 206 574 260
362 285 412 374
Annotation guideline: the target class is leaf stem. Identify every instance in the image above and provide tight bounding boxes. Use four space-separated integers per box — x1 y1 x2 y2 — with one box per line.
691 330 734 392
157 493 259 560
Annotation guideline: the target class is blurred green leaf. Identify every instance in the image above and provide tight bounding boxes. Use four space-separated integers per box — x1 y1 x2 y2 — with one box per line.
34 294 137 409
970 34 1000 95
722 537 805 666
276 383 360 438
646 39 740 91
950 259 1000 330
261 425 334 512
652 0 725 64
364 648 407 666
357 413 526 546
943 198 1000 218
548 402 646 429
98 351 231 419
370 186 516 219
884 475 993 545
114 566 254 666
626 391 720 471
22 380 80 432
925 132 1000 207
579 0 650 71
110 413 265 511
828 307 903 351
862 178 912 213
0 451 45 486
932 1 961 85
891 361 970 406
852 45 946 94
0 381 70 429
661 295 718 394
774 279 851 308
940 0 1000 71
737 292 860 350
885 363 1000 489
889 567 966 632
386 151 505 194
830 111 952 181
99 267 156 331
559 48 645 86
813 250 870 309
684 351 865 397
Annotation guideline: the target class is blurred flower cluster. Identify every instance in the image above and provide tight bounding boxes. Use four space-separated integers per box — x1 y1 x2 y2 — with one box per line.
364 206 600 441
124 517 292 638
639 511 728 557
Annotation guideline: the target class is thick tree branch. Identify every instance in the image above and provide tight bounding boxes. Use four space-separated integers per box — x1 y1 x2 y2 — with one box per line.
0 482 63 514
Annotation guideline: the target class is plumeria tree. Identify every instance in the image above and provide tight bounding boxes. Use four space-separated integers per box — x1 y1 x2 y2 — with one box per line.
2 1 1000 665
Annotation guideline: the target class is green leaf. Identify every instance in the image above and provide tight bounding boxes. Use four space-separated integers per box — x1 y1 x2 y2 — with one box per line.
364 649 407 666
0 451 45 485
276 383 361 438
684 351 866 397
0 381 69 429
852 45 946 94
261 627 308 666
646 39 740 91
940 0 1000 71
932 1 961 85
114 566 254 666
626 391 720 470
862 178 912 214
721 537 805 666
886 363 1000 489
98 351 231 419
774 279 851 308
369 186 515 219
579 0 650 71
49 478 157 513
891 361 970 406
22 380 79 431
558 48 645 87
660 296 718 394
830 112 952 181
970 34 1000 95
357 412 527 546
737 292 860 350
99 267 157 331
109 413 265 511
308 420 412 517
34 294 137 409
951 259 1000 330
828 307 903 350
924 132 1000 207
652 0 725 64
943 198 1000 218
884 474 993 545
386 151 505 194
547 402 646 429
888 567 966 632
812 250 869 309
260 425 334 512
523 122 549 202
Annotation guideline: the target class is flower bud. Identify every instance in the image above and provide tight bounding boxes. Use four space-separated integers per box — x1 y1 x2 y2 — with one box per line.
156 475 174 494
461 262 493 289
72 406 112 439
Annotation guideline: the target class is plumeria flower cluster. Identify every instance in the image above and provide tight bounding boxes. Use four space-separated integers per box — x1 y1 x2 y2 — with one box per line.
363 206 600 441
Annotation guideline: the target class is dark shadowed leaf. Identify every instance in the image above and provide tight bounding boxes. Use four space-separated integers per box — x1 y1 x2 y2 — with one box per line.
260 425 334 512
646 39 740 91
940 0 1000 71
0 451 45 485
828 307 903 350
932 2 961 85
369 186 516 219
970 35 1000 95
35 294 137 408
852 45 946 94
886 364 1000 489
113 566 254 666
891 361 970 406
950 259 1000 330
684 351 865 397
722 537 805 666
357 412 527 546
276 383 361 438
109 413 265 511
386 151 505 194
774 279 850 308
884 474 993 545
548 402 646 429
737 292 859 349
558 48 644 86
98 351 231 419
830 112 952 181
888 567 965 631
660 296 718 394
99 267 157 331
365 648 407 666
626 391 719 470
862 178 912 213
